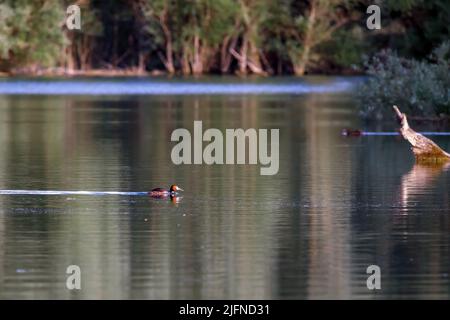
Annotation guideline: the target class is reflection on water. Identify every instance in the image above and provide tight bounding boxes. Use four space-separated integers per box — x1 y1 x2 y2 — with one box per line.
399 163 450 209
0 78 449 299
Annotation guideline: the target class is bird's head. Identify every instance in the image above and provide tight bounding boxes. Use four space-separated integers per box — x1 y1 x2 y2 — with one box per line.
170 185 184 193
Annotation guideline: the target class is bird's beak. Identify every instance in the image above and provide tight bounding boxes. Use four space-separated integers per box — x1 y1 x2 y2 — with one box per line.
178 187 184 192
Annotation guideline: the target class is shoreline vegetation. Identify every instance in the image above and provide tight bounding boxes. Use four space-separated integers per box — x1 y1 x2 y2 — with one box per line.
0 67 166 77
0 66 359 78
356 42 450 120
0 1 448 119
0 1 447 77
0 66 362 78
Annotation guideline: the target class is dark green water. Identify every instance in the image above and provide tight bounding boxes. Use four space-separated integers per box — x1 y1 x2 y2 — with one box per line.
0 78 450 299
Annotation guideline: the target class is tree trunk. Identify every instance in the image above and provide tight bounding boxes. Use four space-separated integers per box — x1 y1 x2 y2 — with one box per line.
138 53 146 74
76 34 93 71
293 2 316 76
160 19 175 74
191 33 203 75
65 45 76 74
221 35 237 74
258 49 273 75
165 41 175 74
394 106 450 162
238 35 248 74
220 36 230 73
230 48 266 75
63 30 76 74
248 41 264 74
181 46 191 75
293 46 310 75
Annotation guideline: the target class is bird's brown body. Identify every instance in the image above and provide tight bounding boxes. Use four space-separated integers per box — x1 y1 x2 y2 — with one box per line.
149 185 184 198
341 129 363 136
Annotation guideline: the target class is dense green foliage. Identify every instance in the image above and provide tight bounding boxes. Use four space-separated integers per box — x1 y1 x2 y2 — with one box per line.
0 0 448 76
0 0 66 71
357 42 450 119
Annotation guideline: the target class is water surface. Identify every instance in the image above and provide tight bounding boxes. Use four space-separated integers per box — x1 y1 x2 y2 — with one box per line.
0 77 449 299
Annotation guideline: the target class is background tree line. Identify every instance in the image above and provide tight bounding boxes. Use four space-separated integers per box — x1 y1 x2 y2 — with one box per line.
0 0 448 76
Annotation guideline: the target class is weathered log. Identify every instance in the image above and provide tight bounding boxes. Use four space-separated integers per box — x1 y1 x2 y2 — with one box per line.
393 105 450 162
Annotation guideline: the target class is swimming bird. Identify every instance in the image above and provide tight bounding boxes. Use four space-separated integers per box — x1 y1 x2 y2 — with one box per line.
149 185 184 198
341 128 363 136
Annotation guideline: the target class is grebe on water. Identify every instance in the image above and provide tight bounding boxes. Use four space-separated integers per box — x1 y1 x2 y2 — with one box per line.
341 128 363 136
149 185 184 198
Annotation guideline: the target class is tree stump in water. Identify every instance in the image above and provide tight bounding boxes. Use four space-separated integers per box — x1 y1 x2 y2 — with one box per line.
393 105 450 163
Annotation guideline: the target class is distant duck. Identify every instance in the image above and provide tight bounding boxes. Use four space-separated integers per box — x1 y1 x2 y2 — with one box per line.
149 185 184 198
341 128 363 136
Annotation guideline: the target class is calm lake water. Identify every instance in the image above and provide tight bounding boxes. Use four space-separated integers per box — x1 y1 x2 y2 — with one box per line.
0 77 449 299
